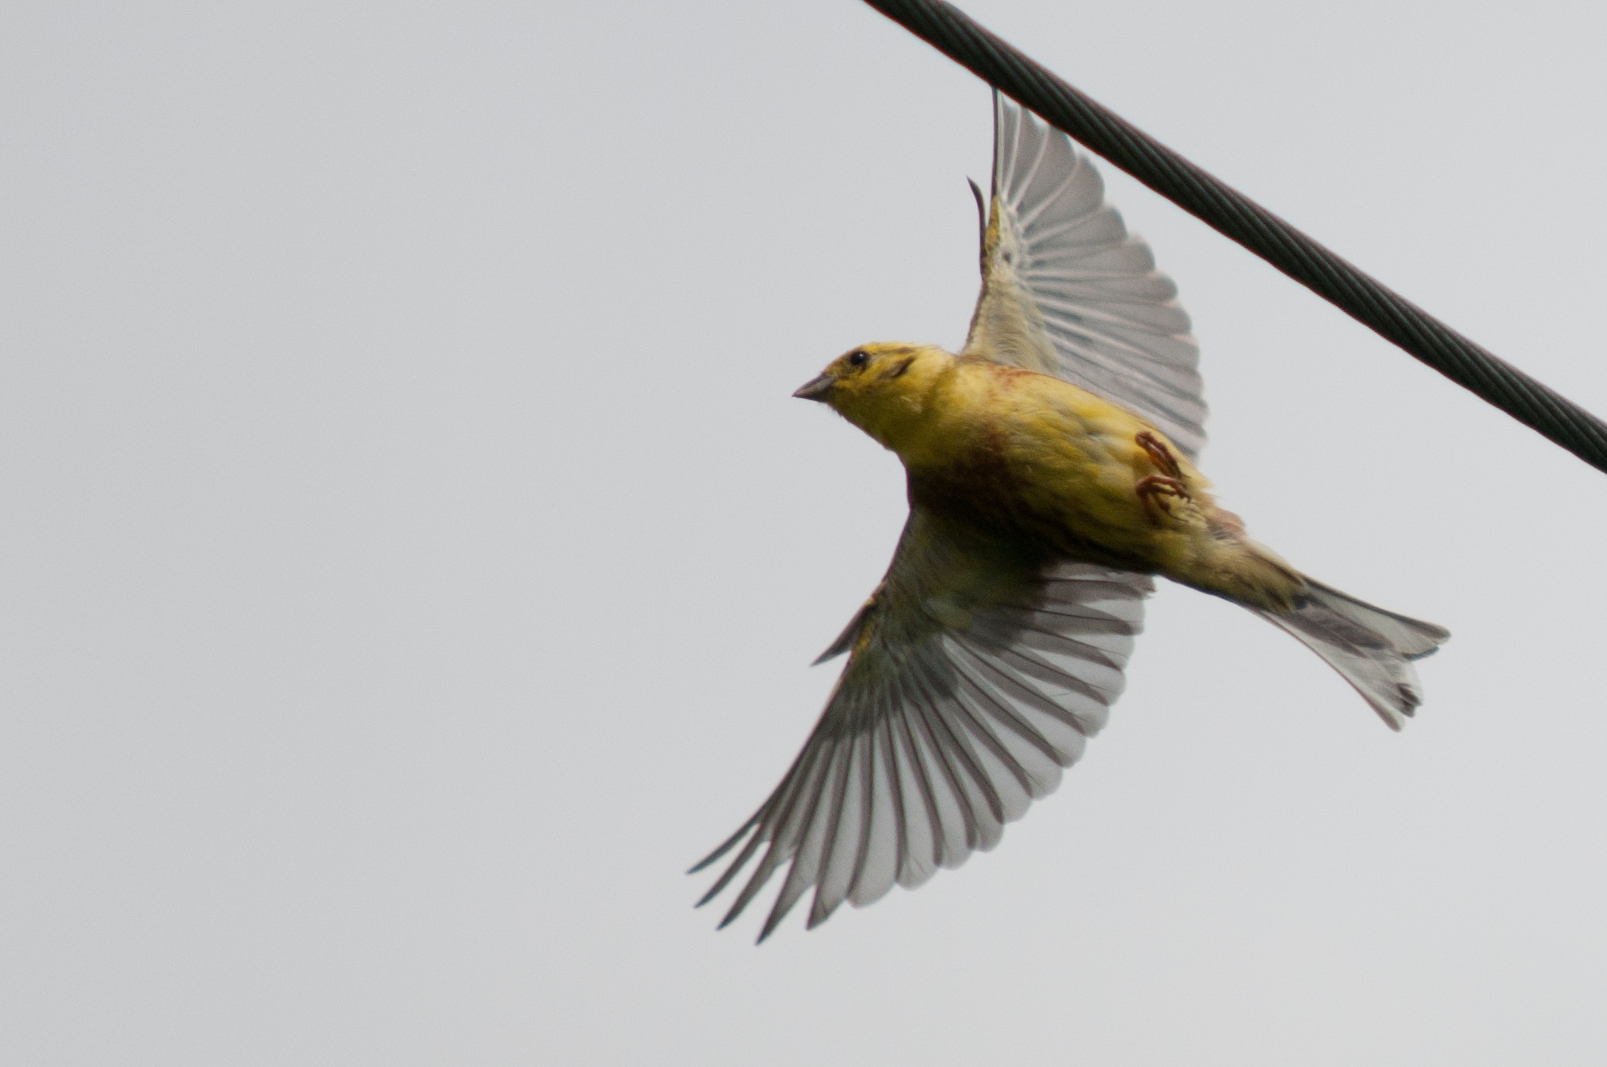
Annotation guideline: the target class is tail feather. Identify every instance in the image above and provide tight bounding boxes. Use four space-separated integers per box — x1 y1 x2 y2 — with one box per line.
1252 578 1449 730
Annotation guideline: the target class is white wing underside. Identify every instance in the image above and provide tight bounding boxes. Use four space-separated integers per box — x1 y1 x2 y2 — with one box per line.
694 551 1152 942
964 93 1207 461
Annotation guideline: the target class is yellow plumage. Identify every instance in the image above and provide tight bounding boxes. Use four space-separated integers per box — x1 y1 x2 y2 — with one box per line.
809 342 1303 612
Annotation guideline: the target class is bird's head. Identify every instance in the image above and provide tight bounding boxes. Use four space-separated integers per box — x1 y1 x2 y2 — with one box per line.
793 343 953 452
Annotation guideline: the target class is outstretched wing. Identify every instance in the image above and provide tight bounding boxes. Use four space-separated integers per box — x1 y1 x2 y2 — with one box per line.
691 511 1152 941
964 92 1207 460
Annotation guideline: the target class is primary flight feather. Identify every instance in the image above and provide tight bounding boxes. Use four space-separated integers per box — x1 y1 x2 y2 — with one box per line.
692 92 1448 942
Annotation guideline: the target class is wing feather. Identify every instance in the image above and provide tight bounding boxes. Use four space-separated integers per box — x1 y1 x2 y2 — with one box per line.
757 742 841 940
904 675 980 859
845 729 888 907
846 718 902 907
889 706 940 888
807 732 863 929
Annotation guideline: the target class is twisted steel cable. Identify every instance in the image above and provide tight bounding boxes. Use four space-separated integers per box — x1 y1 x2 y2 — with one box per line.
863 0 1607 475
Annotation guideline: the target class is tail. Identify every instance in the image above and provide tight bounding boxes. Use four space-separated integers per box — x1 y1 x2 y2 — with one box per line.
1250 578 1449 730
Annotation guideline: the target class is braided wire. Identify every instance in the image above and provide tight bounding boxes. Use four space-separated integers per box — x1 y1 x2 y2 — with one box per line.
862 0 1607 474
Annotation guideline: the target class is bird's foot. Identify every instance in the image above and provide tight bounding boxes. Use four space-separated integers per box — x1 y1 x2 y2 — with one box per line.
1137 475 1190 524
1136 431 1182 478
1135 432 1191 524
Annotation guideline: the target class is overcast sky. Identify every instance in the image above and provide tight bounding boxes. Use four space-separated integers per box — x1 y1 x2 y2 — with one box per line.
4 1 1606 1064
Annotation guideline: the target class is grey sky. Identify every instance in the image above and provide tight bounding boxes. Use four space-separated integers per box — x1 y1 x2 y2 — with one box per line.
3 1 1605 1063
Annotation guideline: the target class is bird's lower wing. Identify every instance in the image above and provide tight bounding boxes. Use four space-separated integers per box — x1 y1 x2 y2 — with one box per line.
691 511 1152 941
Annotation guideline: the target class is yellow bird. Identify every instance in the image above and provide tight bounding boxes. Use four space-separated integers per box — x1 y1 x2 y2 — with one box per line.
694 93 1448 942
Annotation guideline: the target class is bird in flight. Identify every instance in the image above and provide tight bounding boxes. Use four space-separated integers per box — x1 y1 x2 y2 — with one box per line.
692 92 1448 942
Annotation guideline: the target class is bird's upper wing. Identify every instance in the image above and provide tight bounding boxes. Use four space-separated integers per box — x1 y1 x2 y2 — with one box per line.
963 92 1207 460
691 510 1152 941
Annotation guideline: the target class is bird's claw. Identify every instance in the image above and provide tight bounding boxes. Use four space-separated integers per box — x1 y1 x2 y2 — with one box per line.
1136 431 1182 478
1137 475 1190 523
1135 431 1191 524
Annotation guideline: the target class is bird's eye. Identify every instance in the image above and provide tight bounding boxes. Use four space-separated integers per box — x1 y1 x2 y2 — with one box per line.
848 350 868 368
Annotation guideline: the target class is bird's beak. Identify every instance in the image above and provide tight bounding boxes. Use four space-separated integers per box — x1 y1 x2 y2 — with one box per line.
792 373 835 402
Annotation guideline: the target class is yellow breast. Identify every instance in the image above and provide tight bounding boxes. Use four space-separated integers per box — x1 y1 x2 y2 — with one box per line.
896 360 1209 572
